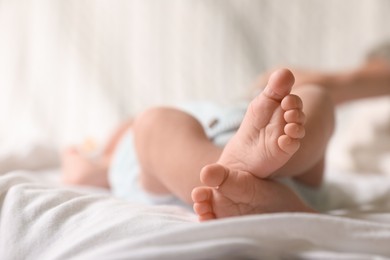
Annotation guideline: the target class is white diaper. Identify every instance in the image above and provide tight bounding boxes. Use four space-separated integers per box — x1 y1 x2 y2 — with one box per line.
108 101 327 211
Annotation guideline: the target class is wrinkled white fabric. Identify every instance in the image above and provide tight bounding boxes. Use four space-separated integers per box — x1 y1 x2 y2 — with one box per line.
1 170 390 259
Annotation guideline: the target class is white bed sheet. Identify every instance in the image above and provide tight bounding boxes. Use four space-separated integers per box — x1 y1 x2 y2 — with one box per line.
1 168 390 259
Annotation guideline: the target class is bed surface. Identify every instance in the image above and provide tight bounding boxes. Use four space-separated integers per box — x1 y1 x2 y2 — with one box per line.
1 168 390 259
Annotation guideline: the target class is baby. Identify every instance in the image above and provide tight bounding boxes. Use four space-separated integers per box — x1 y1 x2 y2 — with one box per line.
62 54 390 221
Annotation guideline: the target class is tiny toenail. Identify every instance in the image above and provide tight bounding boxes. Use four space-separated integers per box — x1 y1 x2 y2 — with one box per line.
216 169 229 190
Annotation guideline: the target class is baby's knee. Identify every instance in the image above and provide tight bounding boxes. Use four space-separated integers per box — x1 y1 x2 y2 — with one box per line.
133 107 176 135
134 106 202 136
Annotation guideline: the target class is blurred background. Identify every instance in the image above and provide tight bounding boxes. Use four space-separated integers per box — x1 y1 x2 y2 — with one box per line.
0 0 389 174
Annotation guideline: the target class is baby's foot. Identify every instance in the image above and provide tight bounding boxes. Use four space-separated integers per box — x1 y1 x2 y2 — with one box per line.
192 164 314 221
61 146 110 188
191 68 310 220
219 68 306 179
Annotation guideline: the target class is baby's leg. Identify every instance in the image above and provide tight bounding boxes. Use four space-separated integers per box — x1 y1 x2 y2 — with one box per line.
256 56 390 105
134 69 306 206
192 69 335 220
272 85 335 187
133 107 222 203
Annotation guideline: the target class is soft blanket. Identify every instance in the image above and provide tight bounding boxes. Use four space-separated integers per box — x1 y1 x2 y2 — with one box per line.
1 170 390 259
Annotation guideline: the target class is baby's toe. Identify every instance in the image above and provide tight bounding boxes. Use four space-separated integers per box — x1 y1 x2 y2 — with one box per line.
284 109 306 124
193 201 213 215
192 187 216 221
200 164 228 187
262 69 295 101
281 94 303 111
278 135 301 154
284 123 305 139
191 186 212 202
198 212 216 221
